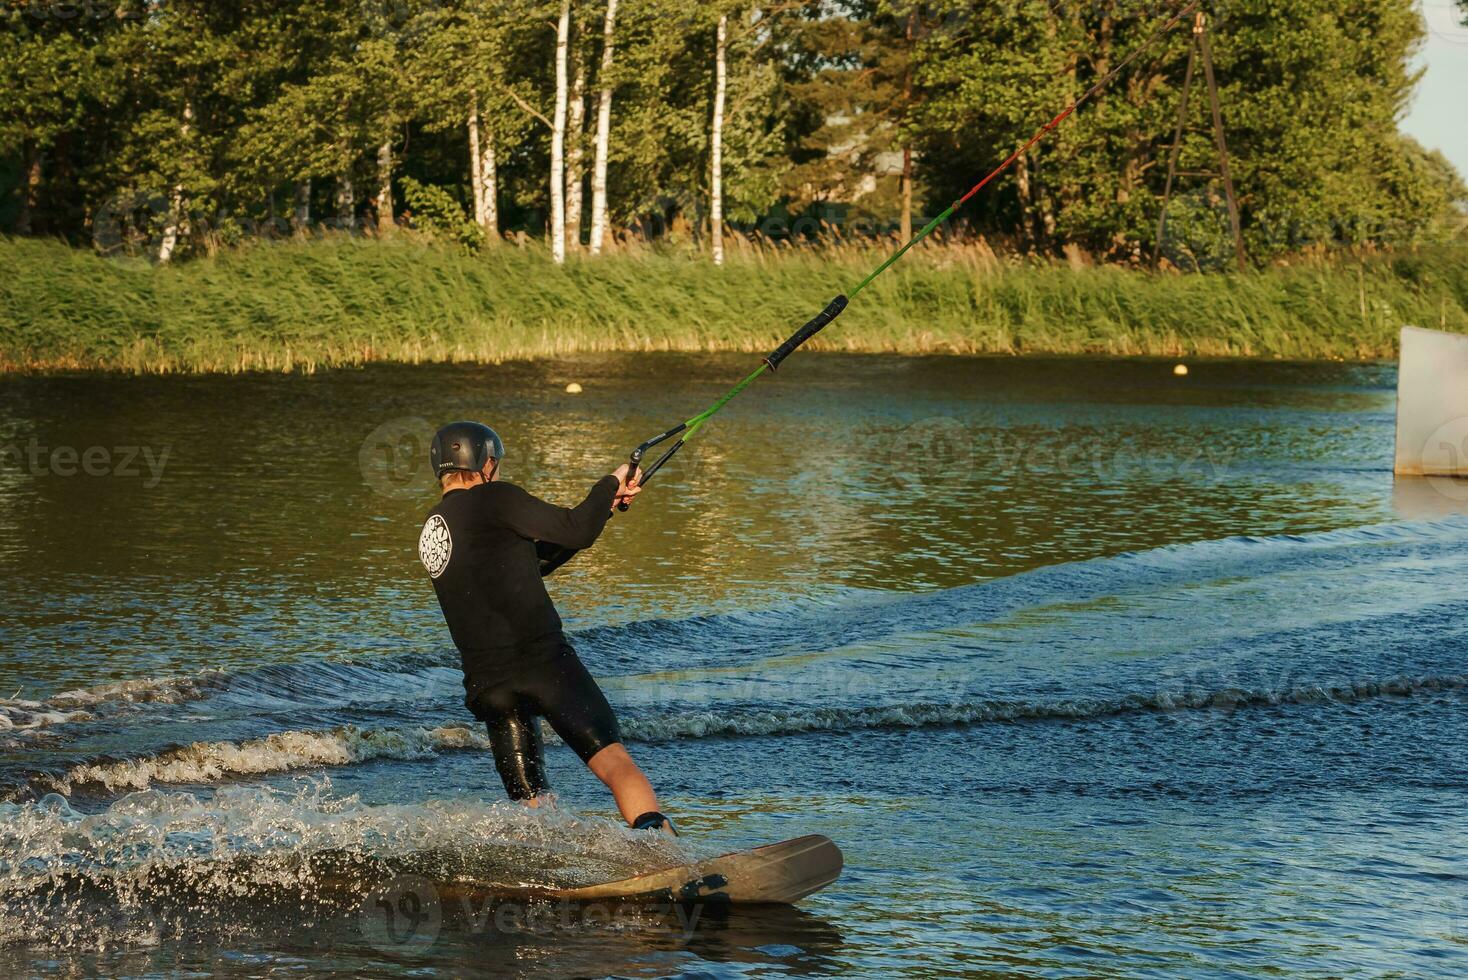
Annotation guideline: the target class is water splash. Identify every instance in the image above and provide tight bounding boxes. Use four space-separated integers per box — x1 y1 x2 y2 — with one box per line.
0 781 691 949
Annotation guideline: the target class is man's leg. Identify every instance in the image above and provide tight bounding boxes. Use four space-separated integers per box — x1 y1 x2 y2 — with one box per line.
534 645 673 831
482 696 552 803
587 743 660 826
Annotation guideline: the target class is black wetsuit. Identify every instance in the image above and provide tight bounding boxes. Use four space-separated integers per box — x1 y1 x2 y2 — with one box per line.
418 476 621 799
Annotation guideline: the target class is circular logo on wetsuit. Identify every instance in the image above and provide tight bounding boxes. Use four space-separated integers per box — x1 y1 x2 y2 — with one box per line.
419 514 453 578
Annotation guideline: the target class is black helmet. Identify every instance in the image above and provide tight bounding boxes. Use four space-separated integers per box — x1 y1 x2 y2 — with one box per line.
431 421 505 479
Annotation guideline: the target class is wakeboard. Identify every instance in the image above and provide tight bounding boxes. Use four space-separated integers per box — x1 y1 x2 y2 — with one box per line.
440 834 843 906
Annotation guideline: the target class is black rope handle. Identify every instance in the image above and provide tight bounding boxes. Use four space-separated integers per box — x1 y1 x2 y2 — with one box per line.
618 424 685 512
764 295 849 371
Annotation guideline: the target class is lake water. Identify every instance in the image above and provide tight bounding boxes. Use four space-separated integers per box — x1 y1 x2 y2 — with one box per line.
0 354 1464 977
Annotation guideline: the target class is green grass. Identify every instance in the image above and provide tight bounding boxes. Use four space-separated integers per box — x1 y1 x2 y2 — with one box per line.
1 233 1465 372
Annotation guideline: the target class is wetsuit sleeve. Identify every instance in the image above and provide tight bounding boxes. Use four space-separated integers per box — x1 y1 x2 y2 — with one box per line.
537 540 578 578
492 477 619 550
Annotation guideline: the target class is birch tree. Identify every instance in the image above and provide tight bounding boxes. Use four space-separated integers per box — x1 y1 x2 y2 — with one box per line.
588 0 620 255
293 180 312 229
336 174 356 226
456 0 568 249
550 0 572 263
468 97 499 235
403 1 534 243
469 101 485 222
565 42 589 250
450 1 542 242
157 101 195 264
900 7 915 241
375 140 395 230
711 13 728 265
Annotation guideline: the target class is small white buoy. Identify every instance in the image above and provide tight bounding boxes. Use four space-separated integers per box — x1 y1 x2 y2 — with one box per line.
565 382 583 394
1173 364 1189 377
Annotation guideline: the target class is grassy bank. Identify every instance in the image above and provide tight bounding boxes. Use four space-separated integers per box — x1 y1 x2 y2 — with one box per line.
2 234 1466 372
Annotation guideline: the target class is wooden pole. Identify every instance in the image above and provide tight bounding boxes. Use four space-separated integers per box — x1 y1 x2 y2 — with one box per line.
1153 34 1198 269
1196 13 1247 272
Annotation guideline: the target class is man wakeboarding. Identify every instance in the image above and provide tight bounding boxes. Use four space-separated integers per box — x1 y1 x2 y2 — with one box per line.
418 421 675 836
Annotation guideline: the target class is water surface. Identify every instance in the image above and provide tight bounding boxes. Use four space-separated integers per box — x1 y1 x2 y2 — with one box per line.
0 354 1463 977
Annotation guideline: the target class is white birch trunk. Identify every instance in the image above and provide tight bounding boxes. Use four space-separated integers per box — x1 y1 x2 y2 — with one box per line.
710 14 727 266
157 101 194 265
900 148 913 241
336 173 355 227
469 98 485 226
468 95 500 237
588 0 618 255
481 127 499 239
550 0 571 264
376 141 395 231
294 179 311 230
157 186 185 264
565 53 587 251
18 140 39 236
900 11 914 242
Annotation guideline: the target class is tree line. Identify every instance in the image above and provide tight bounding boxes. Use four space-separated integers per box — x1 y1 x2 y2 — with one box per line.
2 0 1464 268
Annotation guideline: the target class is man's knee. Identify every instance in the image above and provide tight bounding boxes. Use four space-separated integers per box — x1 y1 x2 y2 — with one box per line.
587 743 638 782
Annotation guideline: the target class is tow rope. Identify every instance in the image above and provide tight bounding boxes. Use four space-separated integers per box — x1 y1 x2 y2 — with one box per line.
622 0 1202 503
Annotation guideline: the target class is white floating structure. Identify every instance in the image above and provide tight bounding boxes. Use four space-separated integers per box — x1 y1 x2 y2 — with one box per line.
1394 325 1468 477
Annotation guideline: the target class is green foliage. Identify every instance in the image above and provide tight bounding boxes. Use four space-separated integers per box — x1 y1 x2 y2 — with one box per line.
399 176 485 250
1216 0 1426 255
912 0 1461 260
0 0 1462 263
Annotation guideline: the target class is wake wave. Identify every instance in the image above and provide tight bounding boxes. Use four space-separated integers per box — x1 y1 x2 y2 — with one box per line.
20 516 1468 730
43 671 231 709
0 702 91 733
38 725 490 796
622 673 1468 740
582 515 1468 661
28 672 1465 796
8 515 1465 800
5 651 462 732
